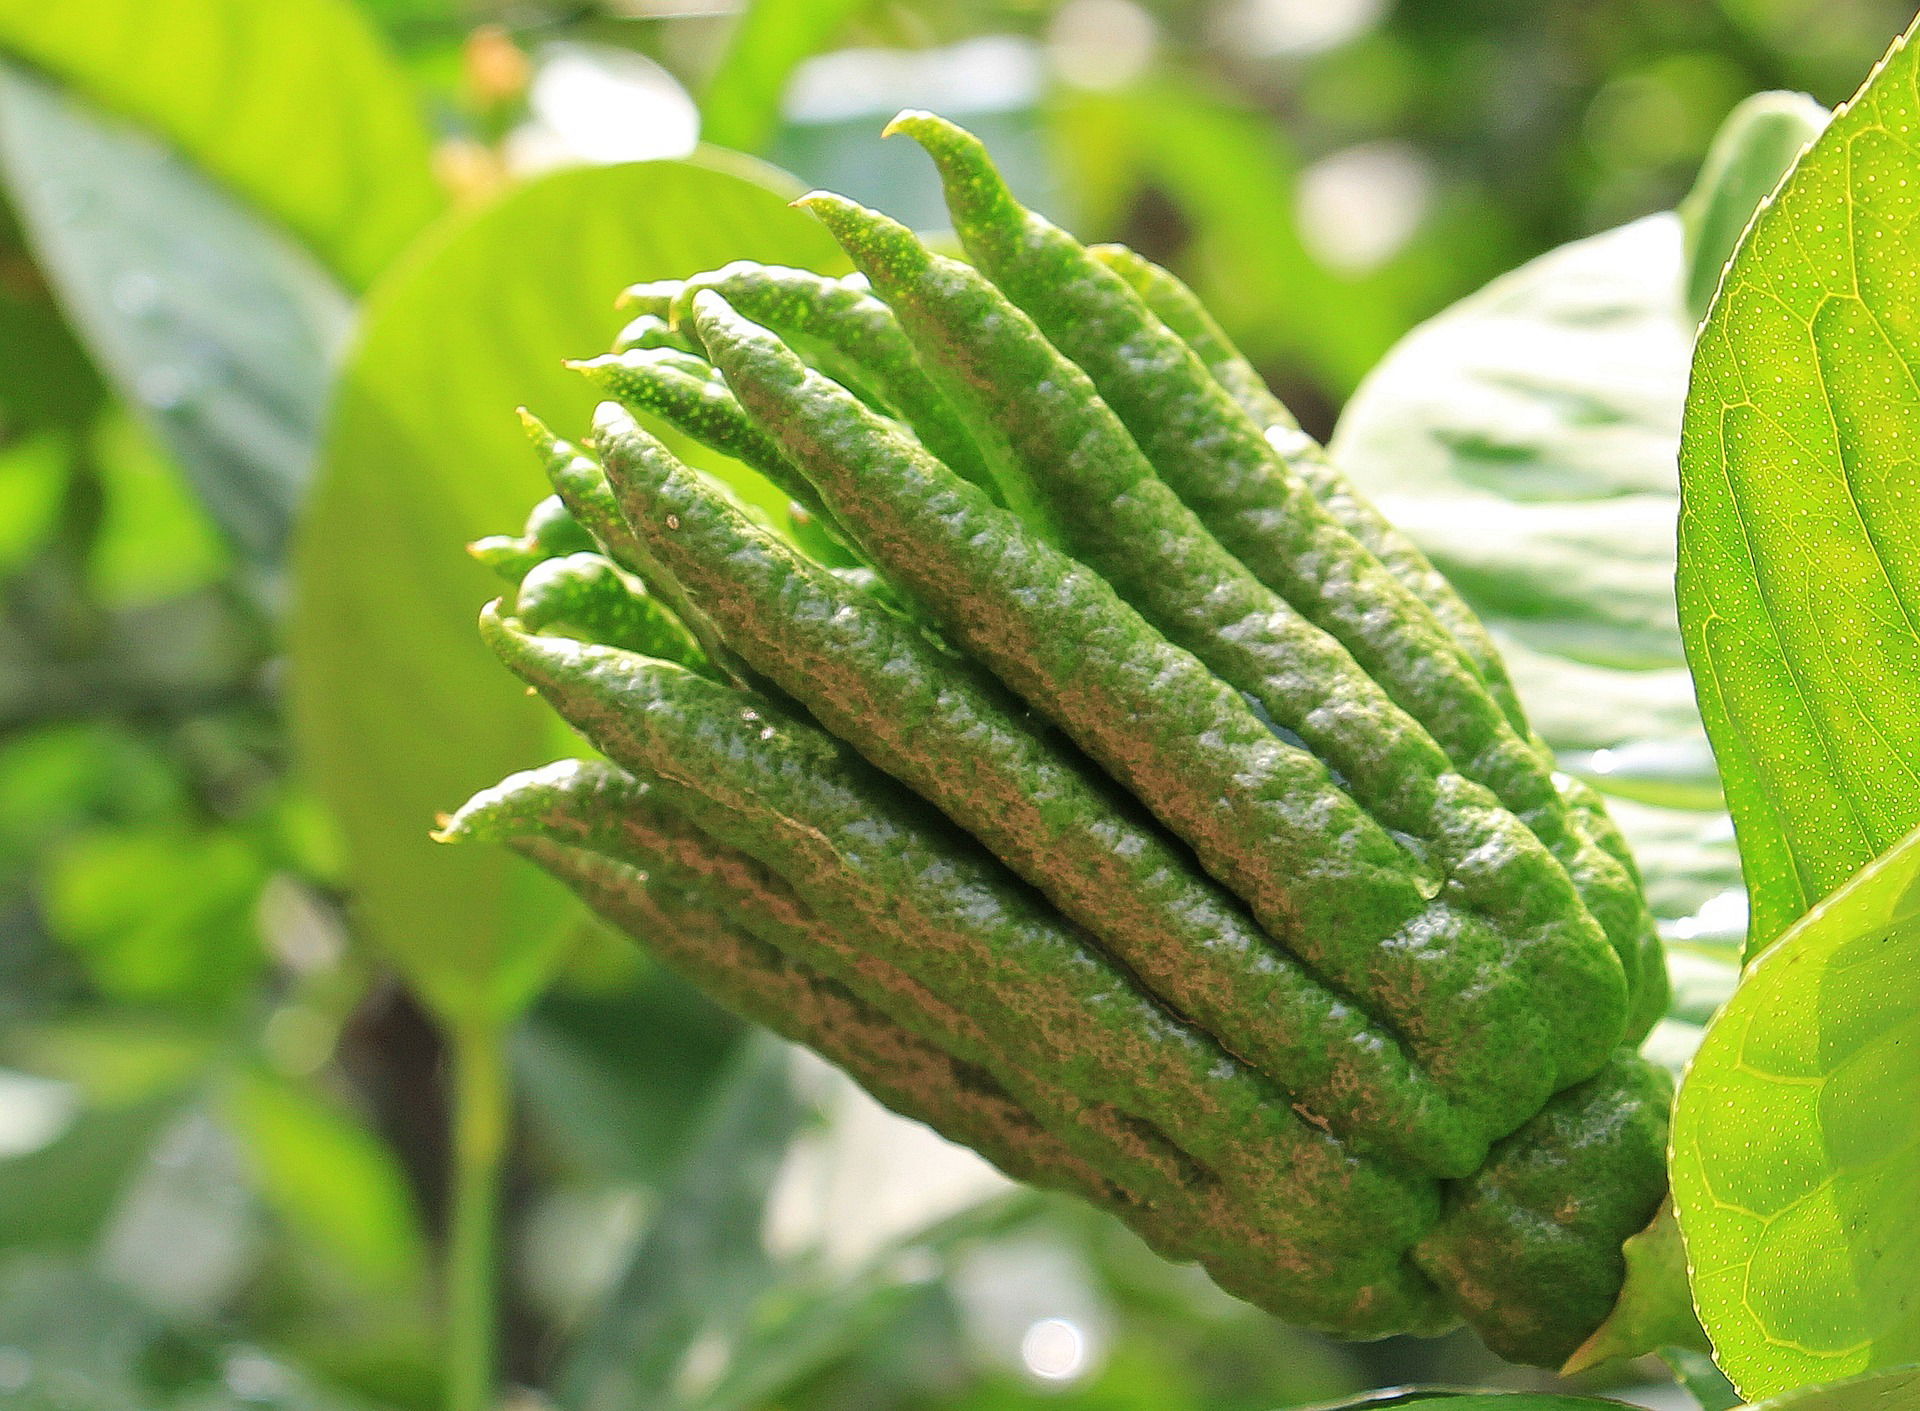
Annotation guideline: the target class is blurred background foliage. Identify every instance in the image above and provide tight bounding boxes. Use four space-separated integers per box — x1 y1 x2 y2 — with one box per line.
0 0 1907 1408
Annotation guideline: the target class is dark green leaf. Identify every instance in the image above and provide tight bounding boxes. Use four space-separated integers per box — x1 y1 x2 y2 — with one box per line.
0 1253 376 1409
515 971 739 1184
0 201 102 435
1664 1347 1744 1411
1678 22 1920 956
562 1036 1027 1411
1671 824 1920 1399
96 1103 264 1317
288 152 847 1027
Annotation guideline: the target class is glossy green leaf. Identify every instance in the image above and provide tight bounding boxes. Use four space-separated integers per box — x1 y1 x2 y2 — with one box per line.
289 152 846 1027
1672 824 1920 1399
701 0 872 154
1746 1367 1920 1409
1678 23 1920 956
0 68 351 564
1332 211 1741 936
0 0 439 288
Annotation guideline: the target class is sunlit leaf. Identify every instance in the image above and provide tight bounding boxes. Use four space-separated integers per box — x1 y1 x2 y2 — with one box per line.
0 0 439 288
1672 824 1920 1399
0 433 69 576
0 725 180 872
289 152 846 1027
1678 21 1920 955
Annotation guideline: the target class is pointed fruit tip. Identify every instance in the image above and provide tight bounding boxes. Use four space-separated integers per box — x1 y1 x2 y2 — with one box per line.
883 109 984 168
478 596 518 645
466 536 501 562
883 108 950 140
589 399 644 450
683 287 741 340
591 396 630 426
793 189 846 217
616 279 680 314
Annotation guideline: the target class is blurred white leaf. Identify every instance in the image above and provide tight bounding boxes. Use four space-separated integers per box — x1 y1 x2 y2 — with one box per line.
509 43 699 173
